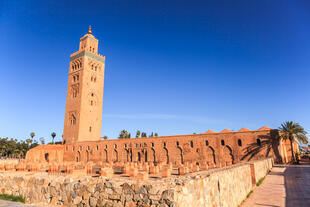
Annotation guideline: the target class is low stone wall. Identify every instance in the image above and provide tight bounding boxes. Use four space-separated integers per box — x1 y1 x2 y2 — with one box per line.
0 158 273 207
174 164 252 207
250 158 273 183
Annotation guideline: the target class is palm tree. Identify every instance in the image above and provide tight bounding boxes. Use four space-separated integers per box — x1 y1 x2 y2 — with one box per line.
26 139 32 147
30 132 35 143
279 121 308 163
51 132 56 144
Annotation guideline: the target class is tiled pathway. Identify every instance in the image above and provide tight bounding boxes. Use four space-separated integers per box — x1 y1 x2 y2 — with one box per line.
242 162 310 207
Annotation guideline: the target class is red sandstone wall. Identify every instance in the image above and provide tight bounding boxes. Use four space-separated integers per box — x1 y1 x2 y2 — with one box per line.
26 128 294 165
62 128 280 165
26 145 64 163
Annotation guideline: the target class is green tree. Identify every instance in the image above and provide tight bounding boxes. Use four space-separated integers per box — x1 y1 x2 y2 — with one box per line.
141 132 147 137
279 121 308 163
154 133 158 137
103 136 108 140
51 132 56 144
136 130 141 138
149 132 154 137
119 130 130 139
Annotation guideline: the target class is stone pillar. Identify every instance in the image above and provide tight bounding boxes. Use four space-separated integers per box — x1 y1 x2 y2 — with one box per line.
162 168 171 178
192 165 200 172
178 167 188 175
200 162 208 171
123 164 130 175
137 172 148 180
129 168 138 178
100 167 113 177
143 163 149 172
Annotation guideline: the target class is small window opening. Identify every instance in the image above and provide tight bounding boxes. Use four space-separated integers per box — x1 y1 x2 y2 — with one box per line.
176 141 179 146
190 141 194 148
163 142 166 147
89 126 92 132
205 140 209 146
238 139 242 147
44 153 49 162
257 139 261 146
221 140 225 146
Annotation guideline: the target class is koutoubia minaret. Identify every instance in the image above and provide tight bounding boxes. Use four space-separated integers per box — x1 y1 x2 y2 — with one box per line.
63 26 105 143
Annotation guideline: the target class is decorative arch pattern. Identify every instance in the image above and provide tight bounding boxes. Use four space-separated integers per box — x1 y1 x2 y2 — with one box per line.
223 145 234 165
205 146 216 166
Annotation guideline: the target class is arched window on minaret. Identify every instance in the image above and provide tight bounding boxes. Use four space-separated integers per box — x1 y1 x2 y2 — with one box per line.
70 114 76 125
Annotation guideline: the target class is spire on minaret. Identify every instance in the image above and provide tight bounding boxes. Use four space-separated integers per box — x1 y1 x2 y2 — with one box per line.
88 25 92 34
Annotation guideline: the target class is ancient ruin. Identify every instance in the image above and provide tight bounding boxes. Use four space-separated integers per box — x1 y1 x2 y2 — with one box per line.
0 27 299 206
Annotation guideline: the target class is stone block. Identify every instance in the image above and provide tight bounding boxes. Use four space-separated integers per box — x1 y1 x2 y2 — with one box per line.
162 168 171 178
178 167 188 175
129 168 138 178
137 172 148 180
100 167 113 177
192 165 200 172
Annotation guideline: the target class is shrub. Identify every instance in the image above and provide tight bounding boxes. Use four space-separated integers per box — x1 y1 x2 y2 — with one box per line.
0 194 25 203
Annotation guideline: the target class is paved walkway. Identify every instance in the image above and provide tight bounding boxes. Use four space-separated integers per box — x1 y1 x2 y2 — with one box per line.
0 200 34 207
242 162 310 207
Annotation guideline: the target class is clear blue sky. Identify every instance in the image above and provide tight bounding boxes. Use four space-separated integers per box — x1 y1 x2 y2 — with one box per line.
0 0 309 143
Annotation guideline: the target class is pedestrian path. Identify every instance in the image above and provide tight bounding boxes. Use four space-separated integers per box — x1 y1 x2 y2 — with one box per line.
242 162 310 207
0 200 34 207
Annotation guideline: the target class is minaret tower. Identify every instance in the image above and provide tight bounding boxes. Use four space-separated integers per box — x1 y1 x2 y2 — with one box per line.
63 26 105 143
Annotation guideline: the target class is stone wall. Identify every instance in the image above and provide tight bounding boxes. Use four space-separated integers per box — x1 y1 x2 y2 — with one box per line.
251 158 273 183
0 158 273 207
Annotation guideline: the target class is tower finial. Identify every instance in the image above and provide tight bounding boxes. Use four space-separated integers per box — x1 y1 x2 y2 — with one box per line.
88 25 92 34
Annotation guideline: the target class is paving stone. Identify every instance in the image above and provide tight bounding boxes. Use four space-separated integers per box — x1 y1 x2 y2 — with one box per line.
242 162 310 207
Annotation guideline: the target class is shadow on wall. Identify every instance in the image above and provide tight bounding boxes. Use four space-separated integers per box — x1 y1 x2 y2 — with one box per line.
241 130 282 163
